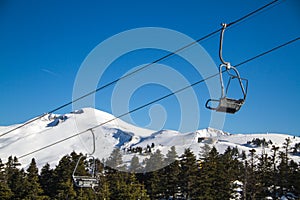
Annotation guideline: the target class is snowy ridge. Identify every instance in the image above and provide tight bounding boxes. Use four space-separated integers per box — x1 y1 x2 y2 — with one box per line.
0 107 299 169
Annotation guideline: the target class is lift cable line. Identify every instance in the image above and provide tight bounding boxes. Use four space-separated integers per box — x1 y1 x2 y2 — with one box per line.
18 36 299 160
0 0 280 139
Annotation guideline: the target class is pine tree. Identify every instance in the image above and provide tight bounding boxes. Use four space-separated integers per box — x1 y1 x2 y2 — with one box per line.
116 173 149 200
163 146 180 199
199 146 233 200
144 149 165 172
278 138 292 196
129 155 142 173
289 160 300 197
106 170 124 200
53 154 77 199
96 172 111 200
164 146 177 166
220 147 243 199
107 171 148 200
199 143 212 159
179 148 199 199
0 182 12 200
6 156 26 199
128 173 149 200
144 149 165 199
0 158 5 181
278 151 289 196
0 159 12 200
106 148 124 171
40 163 55 198
244 149 260 200
23 158 45 199
270 145 280 199
256 152 273 198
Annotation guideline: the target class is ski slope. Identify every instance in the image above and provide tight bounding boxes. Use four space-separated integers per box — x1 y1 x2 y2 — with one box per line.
0 108 299 170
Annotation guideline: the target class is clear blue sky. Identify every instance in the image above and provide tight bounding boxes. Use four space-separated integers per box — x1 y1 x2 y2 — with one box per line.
0 0 299 135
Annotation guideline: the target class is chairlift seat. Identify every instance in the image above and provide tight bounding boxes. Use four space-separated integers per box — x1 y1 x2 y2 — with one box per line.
217 97 244 114
72 130 99 190
206 97 244 114
73 176 99 188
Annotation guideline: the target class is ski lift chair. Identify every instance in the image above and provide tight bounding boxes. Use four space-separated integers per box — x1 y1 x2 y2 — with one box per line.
72 129 99 189
205 23 248 114
72 155 99 189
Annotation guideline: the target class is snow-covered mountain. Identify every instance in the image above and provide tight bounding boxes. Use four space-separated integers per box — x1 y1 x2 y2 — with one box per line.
0 107 299 170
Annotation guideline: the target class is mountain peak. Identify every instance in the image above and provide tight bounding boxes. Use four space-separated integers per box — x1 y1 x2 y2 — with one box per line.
0 108 299 170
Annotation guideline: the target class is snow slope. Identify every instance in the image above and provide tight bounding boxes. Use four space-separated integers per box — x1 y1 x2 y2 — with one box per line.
0 108 299 170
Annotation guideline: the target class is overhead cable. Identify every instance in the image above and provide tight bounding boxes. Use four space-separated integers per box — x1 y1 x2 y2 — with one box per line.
18 36 299 159
0 0 280 138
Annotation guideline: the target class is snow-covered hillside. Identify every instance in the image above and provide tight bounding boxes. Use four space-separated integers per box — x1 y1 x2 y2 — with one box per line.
0 107 299 170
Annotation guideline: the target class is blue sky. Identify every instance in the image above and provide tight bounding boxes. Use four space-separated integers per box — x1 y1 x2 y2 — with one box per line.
0 0 299 135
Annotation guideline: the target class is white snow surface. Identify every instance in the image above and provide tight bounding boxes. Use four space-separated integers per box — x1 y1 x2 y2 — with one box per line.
0 107 299 169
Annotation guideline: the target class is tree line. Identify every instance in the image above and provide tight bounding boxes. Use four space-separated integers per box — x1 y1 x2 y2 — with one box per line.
0 138 299 199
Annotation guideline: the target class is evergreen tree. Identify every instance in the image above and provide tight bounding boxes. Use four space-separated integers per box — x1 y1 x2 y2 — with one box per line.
106 170 125 200
0 159 12 200
0 182 12 200
106 148 124 171
2 145 300 200
289 160 300 197
6 156 26 200
39 163 55 198
144 149 165 199
144 149 165 172
129 155 142 173
256 152 273 198
271 145 280 199
96 172 111 200
199 143 212 159
129 173 150 200
53 154 77 199
220 147 244 199
278 138 292 196
278 151 290 196
179 148 199 199
244 149 260 200
163 146 180 199
0 158 5 181
164 146 178 166
118 173 149 200
106 171 149 200
198 146 234 200
23 158 44 199
241 150 247 160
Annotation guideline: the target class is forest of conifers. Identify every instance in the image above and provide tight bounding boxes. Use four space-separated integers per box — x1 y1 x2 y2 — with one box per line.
0 138 299 200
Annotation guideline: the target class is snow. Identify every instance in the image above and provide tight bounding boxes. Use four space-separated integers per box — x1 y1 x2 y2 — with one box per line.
0 107 299 170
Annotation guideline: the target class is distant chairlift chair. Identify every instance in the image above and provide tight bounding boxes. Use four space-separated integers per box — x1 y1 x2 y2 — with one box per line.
205 23 248 114
72 129 99 190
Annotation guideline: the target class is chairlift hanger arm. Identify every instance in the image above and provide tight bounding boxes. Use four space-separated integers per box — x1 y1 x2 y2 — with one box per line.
89 129 96 155
219 23 231 69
